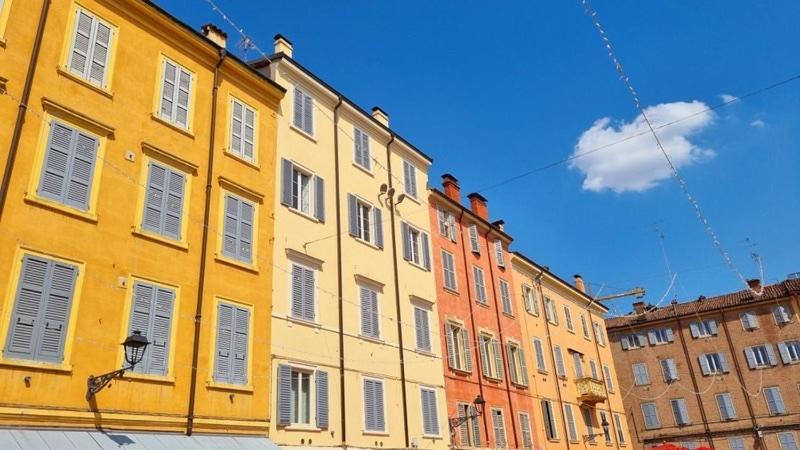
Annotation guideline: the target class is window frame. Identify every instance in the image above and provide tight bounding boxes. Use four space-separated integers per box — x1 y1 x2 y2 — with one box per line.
362 376 387 433
289 367 314 426
446 321 470 372
289 260 317 323
641 402 661 429
156 56 195 131
210 298 253 387
228 96 258 164
63 6 117 90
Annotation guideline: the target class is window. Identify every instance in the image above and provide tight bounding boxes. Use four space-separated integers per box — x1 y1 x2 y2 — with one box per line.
473 266 488 304
728 437 746 450
593 322 606 345
716 393 736 420
479 334 502 379
572 352 584 378
647 327 674 345
661 358 679 382
620 332 647 350
142 161 185 240
402 160 418 198
420 388 439 436
641 402 660 429
580 314 590 339
229 98 256 162
4 255 78 363
402 222 430 269
359 285 380 339
354 127 371 170
519 412 533 450
222 194 254 263
67 8 113 88
37 120 99 211
213 301 250 385
290 262 316 322
445 322 472 372
127 281 175 376
599 411 612 443
582 408 595 442
603 364 615 392
522 284 539 315
699 352 729 375
533 338 547 373
493 240 505 267
745 344 777 369
491 408 507 448
553 345 566 378
506 342 529 386
764 386 786 415
689 319 718 338
348 195 383 248
467 224 480 253
158 58 193 128
276 365 329 428
613 413 626 445
280 159 325 220
773 304 794 325
455 402 481 447
292 86 313 135
779 340 800 364
363 378 386 432
633 362 650 385
778 432 799 450
437 206 457 241
563 306 574 332
671 398 690 425
413 305 431 352
564 404 578 442
740 311 759 330
589 359 599 379
441 251 457 291
541 400 558 441
499 279 513 315
544 297 558 325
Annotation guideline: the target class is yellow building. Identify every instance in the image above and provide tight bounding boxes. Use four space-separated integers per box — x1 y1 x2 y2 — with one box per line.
511 252 633 449
0 0 283 440
254 35 449 450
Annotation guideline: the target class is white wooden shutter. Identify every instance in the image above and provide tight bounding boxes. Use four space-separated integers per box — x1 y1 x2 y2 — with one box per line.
494 240 504 267
491 338 503 379
468 224 480 253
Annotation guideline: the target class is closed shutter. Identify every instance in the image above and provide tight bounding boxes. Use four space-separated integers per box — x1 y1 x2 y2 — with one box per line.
506 343 517 384
354 128 370 169
494 240 504 267
457 405 469 446
243 104 255 160
401 222 411 261
564 404 578 441
468 224 480 253
231 306 249 385
436 207 446 236
403 160 417 198
293 87 304 130
470 405 481 446
500 280 512 314
143 162 185 239
347 194 358 236
214 302 249 385
421 389 439 435
778 434 799 450
420 232 431 270
665 328 674 342
518 347 529 386
648 330 657 345
68 10 112 87
444 324 456 368
38 122 98 210
491 338 503 379
364 379 385 431
302 90 313 134
159 60 192 127
689 322 700 338
766 345 778 366
222 195 254 263
621 335 630 350
519 413 533 449
462 328 472 372
719 352 730 372
316 370 329 428
229 100 256 161
492 410 507 448
128 282 174 376
414 307 430 352
314 176 325 221
214 303 233 382
533 339 546 372
765 388 785 415
276 364 292 425
302 266 315 321
604 365 614 391
373 207 383 249
163 169 185 239
554 345 565 377
280 159 293 206
360 287 378 338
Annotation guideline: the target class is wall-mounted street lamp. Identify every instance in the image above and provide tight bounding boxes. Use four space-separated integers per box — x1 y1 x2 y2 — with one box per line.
448 395 486 433
86 331 149 400
584 414 610 442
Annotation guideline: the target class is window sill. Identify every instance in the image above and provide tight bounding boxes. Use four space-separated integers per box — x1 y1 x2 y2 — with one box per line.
567 329 576 334
450 366 472 376
0 37 6 48
132 228 189 251
0 357 73 373
284 424 321 432
24 194 97 223
413 348 437 358
362 430 390 436
443 286 459 295
151 114 194 138
206 381 254 393
475 301 490 309
502 312 515 319
285 315 321 329
290 124 316 142
352 161 374 177
122 372 175 384
406 260 429 272
403 193 420 205
421 434 442 439
56 67 114 99
354 236 381 251
483 375 503 383
286 205 321 223
358 334 385 344
224 150 259 170
214 254 259 273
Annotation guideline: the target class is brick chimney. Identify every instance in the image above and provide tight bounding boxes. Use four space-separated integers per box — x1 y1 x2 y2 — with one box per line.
747 279 762 291
573 274 585 293
274 34 293 57
633 301 646 315
492 220 505 231
201 23 227 48
441 173 460 202
467 193 488 221
372 107 389 127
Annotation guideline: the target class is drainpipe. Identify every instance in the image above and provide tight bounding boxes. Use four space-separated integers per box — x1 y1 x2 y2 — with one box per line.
483 229 518 449
675 316 714 448
0 0 52 221
332 96 346 445
385 134 410 447
586 308 620 448
456 209 489 444
719 310 760 448
186 47 227 435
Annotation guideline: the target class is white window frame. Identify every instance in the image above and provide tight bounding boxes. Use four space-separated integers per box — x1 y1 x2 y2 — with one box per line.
229 97 257 163
355 198 374 244
448 321 469 371
67 8 115 89
778 432 799 450
290 164 314 216
522 284 538 316
289 367 314 425
157 57 193 129
670 398 690 425
408 226 423 266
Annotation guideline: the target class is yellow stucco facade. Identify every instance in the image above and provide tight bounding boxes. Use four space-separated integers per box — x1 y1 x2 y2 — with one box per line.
0 0 283 435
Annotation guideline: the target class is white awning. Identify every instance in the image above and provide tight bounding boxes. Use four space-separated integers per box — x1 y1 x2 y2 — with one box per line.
0 429 281 449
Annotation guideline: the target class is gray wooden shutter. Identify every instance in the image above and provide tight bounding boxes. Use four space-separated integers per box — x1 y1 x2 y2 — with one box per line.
457 406 469 446
421 232 431 270
143 163 165 233
214 302 233 382
36 260 77 362
401 222 411 261
316 369 329 428
422 389 439 435
462 328 472 372
88 20 111 86
222 195 240 258
290 264 304 318
621 335 630 350
277 364 292 425
148 287 174 376
506 343 517 384
231 100 244 155
689 322 700 338
647 330 657 345
414 307 430 352
373 207 383 249
445 324 456 368
314 176 325 221
160 60 177 119
778 342 791 364
492 410 507 448
243 106 255 160
698 354 710 375
470 405 481 445
68 11 93 77
708 320 718 335
293 87 304 129
163 169 185 239
554 346 565 377
364 380 375 429
360 287 374 337
479 338 490 376
232 306 249 384
280 159 293 206
40 124 98 211
403 160 417 197
518 348 529 386
302 92 313 134
38 123 74 202
129 282 154 373
175 68 191 127
719 352 729 372
238 201 254 263
302 266 315 321
766 346 777 366
665 328 674 342
347 194 358 236
491 339 503 379
744 347 756 369
437 207 446 236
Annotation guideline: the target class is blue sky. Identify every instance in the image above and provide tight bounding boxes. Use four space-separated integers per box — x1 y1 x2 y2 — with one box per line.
157 1 800 314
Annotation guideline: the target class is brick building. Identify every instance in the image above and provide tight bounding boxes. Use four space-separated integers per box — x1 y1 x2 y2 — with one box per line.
606 278 800 450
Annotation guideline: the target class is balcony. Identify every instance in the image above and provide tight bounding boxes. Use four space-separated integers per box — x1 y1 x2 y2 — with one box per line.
575 377 607 405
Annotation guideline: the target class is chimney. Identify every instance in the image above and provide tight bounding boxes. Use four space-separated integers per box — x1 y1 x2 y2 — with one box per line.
633 301 646 315
747 279 762 291
492 220 505 231
467 193 488 221
372 107 389 127
573 274 585 293
441 173 461 202
274 34 293 57
201 23 227 48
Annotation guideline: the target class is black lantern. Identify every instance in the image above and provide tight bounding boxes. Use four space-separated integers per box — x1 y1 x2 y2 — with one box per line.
472 394 486 416
584 412 611 442
449 394 487 435
86 331 150 400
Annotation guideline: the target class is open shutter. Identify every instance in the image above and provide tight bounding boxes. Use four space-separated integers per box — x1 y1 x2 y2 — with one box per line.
348 194 358 236
457 406 469 446
621 335 630 350
148 287 175 376
293 87 304 129
421 232 431 270
163 169 185 239
214 303 233 382
232 306 249 384
89 20 112 86
470 406 481 446
280 159 293 206
689 322 700 338
373 207 383 249
462 329 472 372
5 257 49 360
719 353 729 372
707 320 718 335
744 347 756 369
778 342 791 364
766 345 777 366
479 339 489 377
290 265 304 318
506 343 517 384
698 354 710 375
314 176 325 221
518 348 529 386
277 364 292 425
401 222 411 261
647 330 657 345
665 328 674 342
491 339 503 379
445 324 456 368
554 346 565 377
468 225 480 253
316 370 329 428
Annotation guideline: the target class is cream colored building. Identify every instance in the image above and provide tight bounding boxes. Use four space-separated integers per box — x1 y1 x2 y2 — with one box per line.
255 35 449 450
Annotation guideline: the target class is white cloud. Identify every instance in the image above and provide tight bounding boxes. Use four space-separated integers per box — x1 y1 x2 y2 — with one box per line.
750 119 766 128
569 101 715 193
719 93 740 104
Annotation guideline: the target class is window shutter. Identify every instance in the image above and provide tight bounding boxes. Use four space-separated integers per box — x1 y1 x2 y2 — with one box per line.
277 364 292 425
414 308 430 352
39 124 98 211
160 60 177 119
222 195 240 258
146 286 174 376
421 232 431 270
518 348 529 386
88 21 111 86
302 266 315 321
457 406 469 446
494 240 504 267
500 281 512 314
347 194 358 236
314 176 325 221
479 338 490 377
445 324 456 368
69 11 93 77
744 347 756 369
403 160 417 198
719 352 729 372
422 389 439 435
506 343 517 384
373 207 383 249
175 68 191 127
293 87 304 129
766 345 777 366
66 131 98 210
38 123 73 202
360 288 374 337
554 346 565 377
398 222 410 261
448 214 457 241
689 322 700 338
364 380 375 430
492 411 507 448
243 105 255 160
280 159 293 206
648 330 657 345
128 282 154 373
491 339 503 379
468 225 480 253
665 328 674 342
290 264 304 318
698 354 710 375
621 335 630 350
232 306 249 385
231 100 244 155
462 328 472 372
316 370 329 428
565 404 577 441
160 169 185 239
778 342 791 364
302 92 313 134
470 406 481 446
214 303 233 382
238 201 254 263
437 207 446 236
